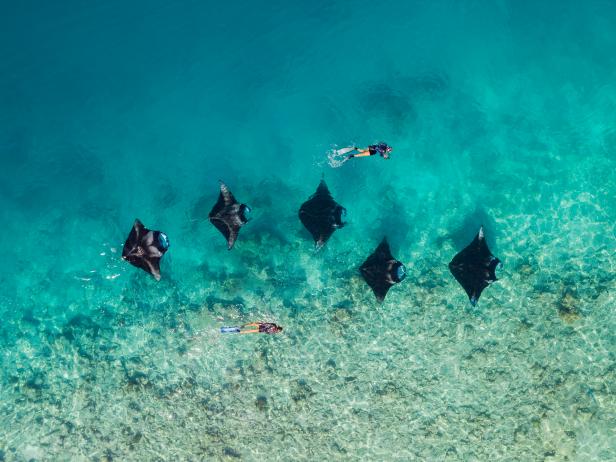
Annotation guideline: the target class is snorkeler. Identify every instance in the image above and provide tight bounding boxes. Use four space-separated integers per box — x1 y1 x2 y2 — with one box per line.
348 143 393 159
220 322 283 335
328 143 393 167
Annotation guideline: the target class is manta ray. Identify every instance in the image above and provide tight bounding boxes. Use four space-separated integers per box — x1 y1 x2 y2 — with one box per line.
360 237 406 301
449 226 501 305
122 219 170 280
298 179 346 249
209 181 251 250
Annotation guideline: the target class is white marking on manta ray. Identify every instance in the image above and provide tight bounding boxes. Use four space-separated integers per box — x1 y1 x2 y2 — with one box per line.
147 245 163 258
133 221 141 237
144 231 154 246
219 181 235 206
132 246 145 257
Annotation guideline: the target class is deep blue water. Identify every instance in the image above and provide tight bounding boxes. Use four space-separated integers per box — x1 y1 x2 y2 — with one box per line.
1 1 615 460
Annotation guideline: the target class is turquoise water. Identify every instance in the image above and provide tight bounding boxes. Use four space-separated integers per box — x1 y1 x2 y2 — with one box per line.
1 1 615 460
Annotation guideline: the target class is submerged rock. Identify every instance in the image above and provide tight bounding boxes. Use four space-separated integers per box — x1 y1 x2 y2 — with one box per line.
223 447 241 459
557 288 581 323
121 358 151 389
61 314 101 341
255 395 268 411
24 371 48 391
292 379 316 402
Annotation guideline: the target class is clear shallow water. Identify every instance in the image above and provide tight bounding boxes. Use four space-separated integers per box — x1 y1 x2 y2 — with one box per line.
1 1 615 460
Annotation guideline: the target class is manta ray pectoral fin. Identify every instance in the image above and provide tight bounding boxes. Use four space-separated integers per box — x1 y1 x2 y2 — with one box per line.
219 181 237 207
373 292 386 303
146 245 163 258
133 219 145 235
147 260 161 281
315 179 332 198
210 216 240 249
227 230 238 250
144 231 155 246
123 219 145 258
314 237 326 251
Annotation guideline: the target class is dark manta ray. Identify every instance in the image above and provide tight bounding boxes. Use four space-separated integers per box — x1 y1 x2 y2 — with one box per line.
448 226 501 305
208 181 251 250
298 179 346 249
122 219 170 280
360 237 406 301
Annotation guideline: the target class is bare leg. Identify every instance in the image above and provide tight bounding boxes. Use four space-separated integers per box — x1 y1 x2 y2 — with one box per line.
352 150 372 158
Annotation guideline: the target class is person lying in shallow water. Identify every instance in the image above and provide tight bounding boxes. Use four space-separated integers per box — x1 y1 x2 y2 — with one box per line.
342 142 392 159
220 323 283 335
328 142 393 167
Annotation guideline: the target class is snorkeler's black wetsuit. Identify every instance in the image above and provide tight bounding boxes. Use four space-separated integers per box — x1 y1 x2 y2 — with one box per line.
258 323 282 334
368 143 390 156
